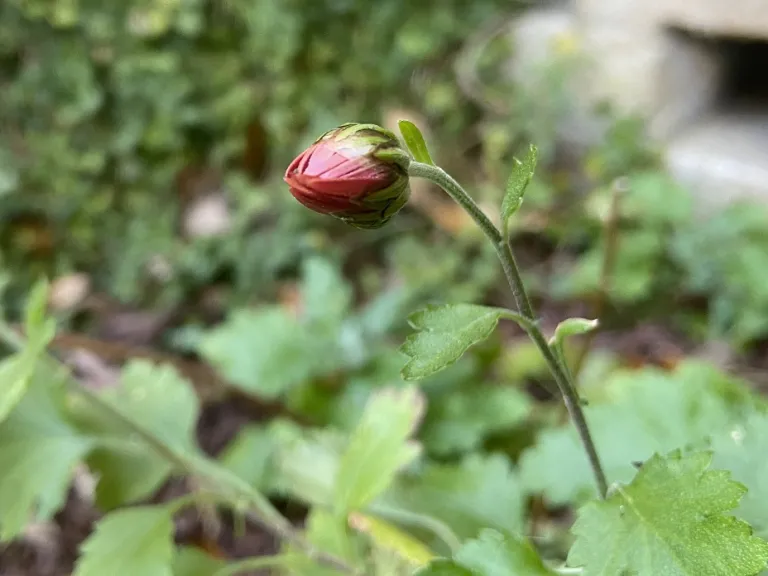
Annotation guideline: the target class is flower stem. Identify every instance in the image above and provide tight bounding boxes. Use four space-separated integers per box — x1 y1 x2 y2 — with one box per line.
408 162 533 316
409 161 608 499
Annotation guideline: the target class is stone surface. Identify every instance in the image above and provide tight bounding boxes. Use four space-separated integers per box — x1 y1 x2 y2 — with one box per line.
511 1 768 204
662 0 768 40
666 109 768 210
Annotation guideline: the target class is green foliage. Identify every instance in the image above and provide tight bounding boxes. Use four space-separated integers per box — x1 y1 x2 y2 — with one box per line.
550 318 598 347
672 202 768 345
200 307 328 398
5 5 768 571
0 279 55 422
82 360 201 508
219 424 276 491
417 529 555 576
399 120 435 166
711 413 768 536
552 169 691 304
74 506 175 576
421 384 531 456
501 145 538 229
0 372 94 539
173 547 226 576
351 513 434 567
568 451 768 576
384 454 526 542
0 0 513 312
334 386 424 515
199 256 392 400
520 361 757 504
400 304 504 380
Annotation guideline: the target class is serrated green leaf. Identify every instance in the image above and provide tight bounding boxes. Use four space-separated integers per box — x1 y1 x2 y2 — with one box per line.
550 318 598 346
568 450 768 576
520 361 752 505
501 145 537 227
172 546 226 576
398 120 434 165
383 454 525 542
83 360 200 508
422 385 532 456
0 374 93 540
199 307 331 398
74 506 175 576
400 304 503 380
334 386 424 514
454 529 555 576
711 412 768 536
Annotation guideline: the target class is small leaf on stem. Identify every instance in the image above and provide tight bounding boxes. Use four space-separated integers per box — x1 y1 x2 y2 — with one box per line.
501 144 538 231
398 120 435 165
550 318 599 347
400 304 503 380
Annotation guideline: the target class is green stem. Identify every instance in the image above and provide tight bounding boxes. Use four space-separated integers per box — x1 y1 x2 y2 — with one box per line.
409 162 608 499
408 162 532 317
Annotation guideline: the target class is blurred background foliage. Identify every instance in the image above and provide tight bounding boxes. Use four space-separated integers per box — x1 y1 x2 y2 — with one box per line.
3 0 768 573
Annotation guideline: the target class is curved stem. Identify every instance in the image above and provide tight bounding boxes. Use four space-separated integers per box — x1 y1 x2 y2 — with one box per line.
409 161 608 499
408 162 532 316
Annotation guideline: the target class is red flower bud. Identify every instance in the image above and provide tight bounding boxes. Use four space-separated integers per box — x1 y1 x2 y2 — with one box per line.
284 123 411 229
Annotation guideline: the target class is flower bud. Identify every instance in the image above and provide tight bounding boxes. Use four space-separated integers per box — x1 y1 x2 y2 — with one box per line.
284 123 411 229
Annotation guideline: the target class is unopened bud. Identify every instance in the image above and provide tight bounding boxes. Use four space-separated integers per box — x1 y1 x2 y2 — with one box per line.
284 123 411 229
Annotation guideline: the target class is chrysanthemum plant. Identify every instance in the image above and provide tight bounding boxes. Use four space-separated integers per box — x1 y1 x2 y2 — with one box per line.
283 120 768 576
